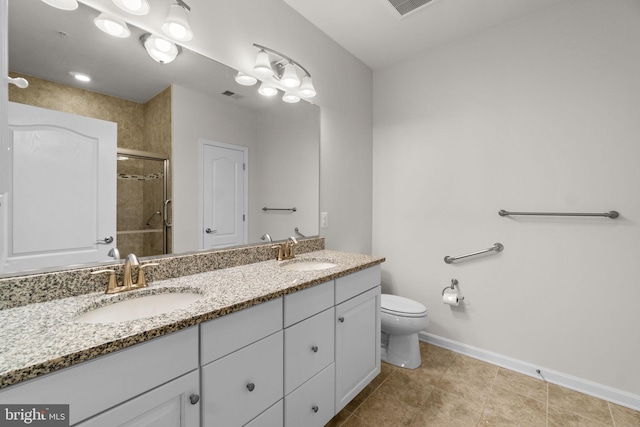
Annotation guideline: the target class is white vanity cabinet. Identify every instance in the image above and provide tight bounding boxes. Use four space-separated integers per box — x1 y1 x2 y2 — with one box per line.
334 266 381 413
283 281 335 426
0 326 200 426
200 298 284 427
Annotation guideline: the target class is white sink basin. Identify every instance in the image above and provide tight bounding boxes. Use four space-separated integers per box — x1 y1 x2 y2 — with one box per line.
74 292 203 324
280 260 338 271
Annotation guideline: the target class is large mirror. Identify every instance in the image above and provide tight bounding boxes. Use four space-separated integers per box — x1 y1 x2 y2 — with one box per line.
3 0 320 276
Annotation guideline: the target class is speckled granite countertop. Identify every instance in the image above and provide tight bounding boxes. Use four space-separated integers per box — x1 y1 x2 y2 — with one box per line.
0 250 384 389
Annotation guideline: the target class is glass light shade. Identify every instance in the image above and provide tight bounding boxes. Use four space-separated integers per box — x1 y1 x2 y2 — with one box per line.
41 0 78 10
253 50 274 78
299 76 316 98
282 92 301 103
280 63 300 88
235 72 257 86
94 13 131 38
143 35 179 64
161 4 193 41
69 72 91 82
258 82 278 97
112 0 150 15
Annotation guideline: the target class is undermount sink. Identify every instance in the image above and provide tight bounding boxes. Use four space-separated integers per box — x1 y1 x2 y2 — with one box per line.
74 292 203 324
279 260 338 271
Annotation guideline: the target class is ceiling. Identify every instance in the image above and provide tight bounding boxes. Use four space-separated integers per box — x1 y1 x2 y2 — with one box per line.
282 0 570 69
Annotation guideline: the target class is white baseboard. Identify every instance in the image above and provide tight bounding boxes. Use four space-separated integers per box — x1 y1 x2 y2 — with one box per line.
419 332 640 412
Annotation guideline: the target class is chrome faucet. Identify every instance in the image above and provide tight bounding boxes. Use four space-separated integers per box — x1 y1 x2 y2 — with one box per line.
107 247 120 260
261 233 272 242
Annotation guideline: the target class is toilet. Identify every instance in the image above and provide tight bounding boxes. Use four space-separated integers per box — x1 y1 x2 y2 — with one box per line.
380 294 429 369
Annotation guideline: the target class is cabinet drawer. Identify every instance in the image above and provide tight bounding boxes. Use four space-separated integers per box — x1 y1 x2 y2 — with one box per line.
284 363 335 427
284 307 334 395
335 265 381 304
202 331 283 426
0 326 198 425
201 297 282 364
284 280 333 327
245 400 283 427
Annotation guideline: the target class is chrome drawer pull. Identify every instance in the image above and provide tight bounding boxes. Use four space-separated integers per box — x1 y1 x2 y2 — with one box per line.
311 345 318 353
312 405 319 413
247 382 255 392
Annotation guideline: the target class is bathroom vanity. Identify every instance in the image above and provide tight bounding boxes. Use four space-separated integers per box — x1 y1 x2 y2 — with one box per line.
0 250 383 426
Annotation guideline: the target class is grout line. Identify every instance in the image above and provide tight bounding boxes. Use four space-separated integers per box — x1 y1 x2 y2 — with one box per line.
608 401 616 427
546 381 549 427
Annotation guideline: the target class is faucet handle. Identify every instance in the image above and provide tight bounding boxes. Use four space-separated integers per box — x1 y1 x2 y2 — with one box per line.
272 245 284 261
91 269 120 294
135 263 160 289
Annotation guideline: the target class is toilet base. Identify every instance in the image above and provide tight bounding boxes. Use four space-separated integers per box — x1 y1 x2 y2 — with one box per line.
380 331 422 369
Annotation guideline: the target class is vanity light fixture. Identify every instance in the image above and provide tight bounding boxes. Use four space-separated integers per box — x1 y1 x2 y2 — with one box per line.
140 33 181 65
112 0 150 15
251 43 316 100
161 1 193 42
94 13 131 38
235 72 258 86
41 0 78 11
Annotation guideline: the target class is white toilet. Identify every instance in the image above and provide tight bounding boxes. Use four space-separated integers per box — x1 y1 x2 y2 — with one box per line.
380 294 429 369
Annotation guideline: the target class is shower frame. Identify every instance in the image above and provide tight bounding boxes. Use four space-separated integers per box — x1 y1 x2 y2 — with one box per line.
117 148 171 255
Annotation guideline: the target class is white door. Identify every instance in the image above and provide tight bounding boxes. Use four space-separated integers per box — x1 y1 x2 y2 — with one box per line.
3 102 117 273
201 141 247 249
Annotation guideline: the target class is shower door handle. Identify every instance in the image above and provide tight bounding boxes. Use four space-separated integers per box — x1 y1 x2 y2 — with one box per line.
163 199 172 227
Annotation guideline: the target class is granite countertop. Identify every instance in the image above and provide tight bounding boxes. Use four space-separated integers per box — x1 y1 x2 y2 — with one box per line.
0 250 384 389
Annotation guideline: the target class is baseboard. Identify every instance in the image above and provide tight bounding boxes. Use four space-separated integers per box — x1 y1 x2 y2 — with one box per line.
419 332 640 411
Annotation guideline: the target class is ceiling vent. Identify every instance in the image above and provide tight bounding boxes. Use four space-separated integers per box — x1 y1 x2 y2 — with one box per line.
388 0 437 16
221 90 242 100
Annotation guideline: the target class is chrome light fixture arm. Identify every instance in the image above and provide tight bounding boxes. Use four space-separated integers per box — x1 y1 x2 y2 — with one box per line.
252 43 312 78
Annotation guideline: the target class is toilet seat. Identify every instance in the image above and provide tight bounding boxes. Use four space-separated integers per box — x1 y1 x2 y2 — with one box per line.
381 294 427 318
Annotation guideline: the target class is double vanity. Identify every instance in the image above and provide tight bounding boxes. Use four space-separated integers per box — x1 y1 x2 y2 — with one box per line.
0 244 384 426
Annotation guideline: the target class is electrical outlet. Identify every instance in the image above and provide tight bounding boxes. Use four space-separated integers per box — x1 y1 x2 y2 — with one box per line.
320 212 329 228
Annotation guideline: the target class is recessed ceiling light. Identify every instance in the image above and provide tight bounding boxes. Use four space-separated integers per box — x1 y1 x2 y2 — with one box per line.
70 72 92 82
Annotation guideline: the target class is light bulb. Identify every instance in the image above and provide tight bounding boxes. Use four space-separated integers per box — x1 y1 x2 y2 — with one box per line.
94 13 130 38
41 0 78 10
113 0 150 15
253 50 273 78
280 63 300 88
258 82 278 97
282 92 300 103
161 4 193 41
299 76 316 98
235 72 257 86
143 34 179 64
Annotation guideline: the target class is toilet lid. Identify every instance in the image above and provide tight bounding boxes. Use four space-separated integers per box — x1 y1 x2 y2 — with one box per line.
381 294 427 316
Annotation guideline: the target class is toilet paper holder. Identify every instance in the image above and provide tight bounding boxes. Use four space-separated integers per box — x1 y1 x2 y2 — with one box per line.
442 279 464 301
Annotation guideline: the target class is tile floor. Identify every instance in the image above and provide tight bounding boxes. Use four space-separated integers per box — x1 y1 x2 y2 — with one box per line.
327 342 640 427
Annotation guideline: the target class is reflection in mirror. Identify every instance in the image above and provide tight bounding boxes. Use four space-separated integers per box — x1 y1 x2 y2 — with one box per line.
3 0 320 277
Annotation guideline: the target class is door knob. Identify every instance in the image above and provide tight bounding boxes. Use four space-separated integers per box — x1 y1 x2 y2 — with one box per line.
205 228 217 234
189 394 200 405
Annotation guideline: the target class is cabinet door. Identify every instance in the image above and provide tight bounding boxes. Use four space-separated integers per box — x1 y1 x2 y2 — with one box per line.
76 370 199 427
335 286 381 413
202 331 283 426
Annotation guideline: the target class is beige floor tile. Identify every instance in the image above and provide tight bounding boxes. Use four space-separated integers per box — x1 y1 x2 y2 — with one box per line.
369 361 396 389
342 382 376 414
493 368 547 403
548 405 612 427
326 409 352 427
380 369 435 408
419 341 457 362
411 388 483 427
549 384 614 425
352 385 421 427
609 402 640 427
435 354 498 402
478 384 546 426
341 413 376 427
402 346 453 386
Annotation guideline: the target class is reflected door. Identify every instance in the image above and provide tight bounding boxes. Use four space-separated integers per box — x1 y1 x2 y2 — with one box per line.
3 102 116 273
201 141 247 249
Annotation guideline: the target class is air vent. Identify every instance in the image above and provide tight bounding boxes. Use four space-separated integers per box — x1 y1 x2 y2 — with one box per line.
388 0 437 16
221 90 242 100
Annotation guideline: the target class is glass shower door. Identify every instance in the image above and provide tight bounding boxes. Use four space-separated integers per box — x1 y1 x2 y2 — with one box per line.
116 149 170 258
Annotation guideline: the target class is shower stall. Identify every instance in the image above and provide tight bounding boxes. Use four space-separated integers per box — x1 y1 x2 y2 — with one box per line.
116 148 171 258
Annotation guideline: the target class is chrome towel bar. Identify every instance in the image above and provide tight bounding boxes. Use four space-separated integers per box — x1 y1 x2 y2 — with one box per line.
499 210 619 219
444 243 504 264
262 207 297 212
